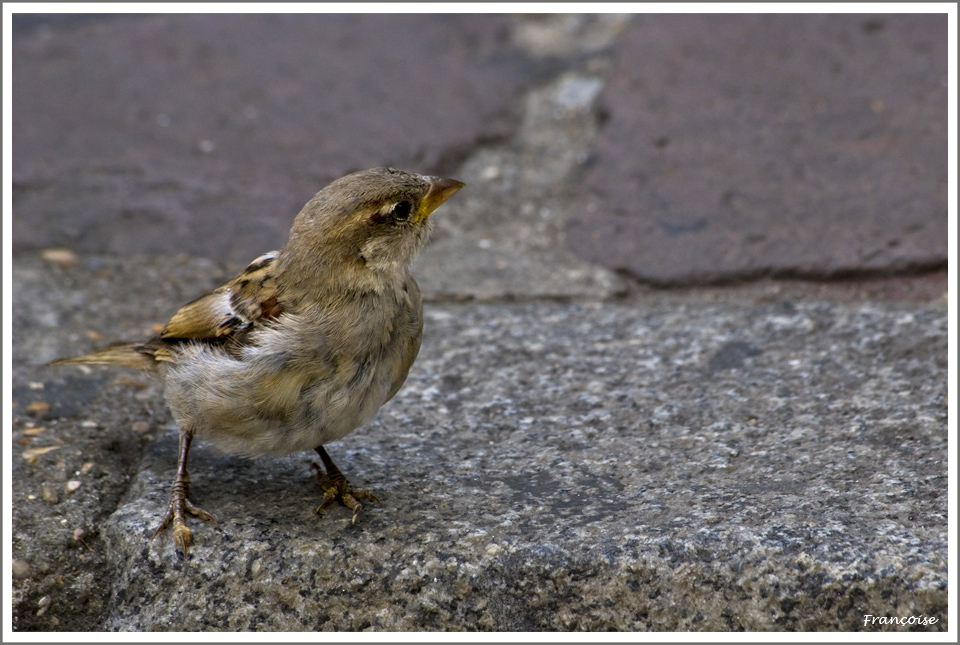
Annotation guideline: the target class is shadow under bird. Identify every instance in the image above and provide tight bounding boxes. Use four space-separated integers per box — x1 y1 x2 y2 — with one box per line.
51 167 464 557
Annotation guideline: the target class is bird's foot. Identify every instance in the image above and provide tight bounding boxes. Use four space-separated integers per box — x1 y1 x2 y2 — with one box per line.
152 477 218 557
310 461 381 524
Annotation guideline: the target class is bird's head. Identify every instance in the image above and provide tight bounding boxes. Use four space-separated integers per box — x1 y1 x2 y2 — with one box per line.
284 167 463 277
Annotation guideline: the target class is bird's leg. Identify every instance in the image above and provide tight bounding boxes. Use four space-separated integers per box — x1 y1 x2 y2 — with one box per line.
152 430 218 557
312 446 381 524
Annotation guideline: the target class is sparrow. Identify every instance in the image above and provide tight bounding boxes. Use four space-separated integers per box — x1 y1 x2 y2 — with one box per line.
51 167 464 556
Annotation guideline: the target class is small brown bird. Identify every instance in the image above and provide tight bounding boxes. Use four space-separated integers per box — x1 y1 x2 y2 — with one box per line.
51 167 464 556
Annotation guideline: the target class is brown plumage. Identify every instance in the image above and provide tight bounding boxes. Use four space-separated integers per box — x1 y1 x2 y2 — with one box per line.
51 167 464 556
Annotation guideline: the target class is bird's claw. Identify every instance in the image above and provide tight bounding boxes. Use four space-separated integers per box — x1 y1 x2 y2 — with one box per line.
152 489 218 558
311 461 381 523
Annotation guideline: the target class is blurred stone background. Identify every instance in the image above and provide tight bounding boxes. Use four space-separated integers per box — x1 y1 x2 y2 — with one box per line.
10 12 948 632
13 13 946 281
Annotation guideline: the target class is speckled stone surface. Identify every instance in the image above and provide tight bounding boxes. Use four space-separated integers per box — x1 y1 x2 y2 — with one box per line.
13 254 947 630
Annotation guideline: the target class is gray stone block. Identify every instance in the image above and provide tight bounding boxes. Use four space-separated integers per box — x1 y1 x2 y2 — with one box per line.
12 255 947 630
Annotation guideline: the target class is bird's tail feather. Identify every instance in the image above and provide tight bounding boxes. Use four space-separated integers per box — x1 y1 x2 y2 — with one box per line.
48 341 158 371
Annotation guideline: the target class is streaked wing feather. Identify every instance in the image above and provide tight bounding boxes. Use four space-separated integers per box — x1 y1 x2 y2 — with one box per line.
160 290 236 339
161 251 283 343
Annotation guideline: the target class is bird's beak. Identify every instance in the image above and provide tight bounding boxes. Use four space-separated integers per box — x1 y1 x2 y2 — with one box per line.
416 177 465 222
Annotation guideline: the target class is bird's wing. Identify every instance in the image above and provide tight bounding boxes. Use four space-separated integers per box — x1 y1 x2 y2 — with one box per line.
49 252 286 369
161 251 284 343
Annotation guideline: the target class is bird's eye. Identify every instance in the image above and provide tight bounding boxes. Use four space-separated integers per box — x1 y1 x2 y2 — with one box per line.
393 201 412 220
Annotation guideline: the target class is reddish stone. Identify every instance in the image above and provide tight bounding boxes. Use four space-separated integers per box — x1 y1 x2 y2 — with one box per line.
567 14 947 285
13 14 537 260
